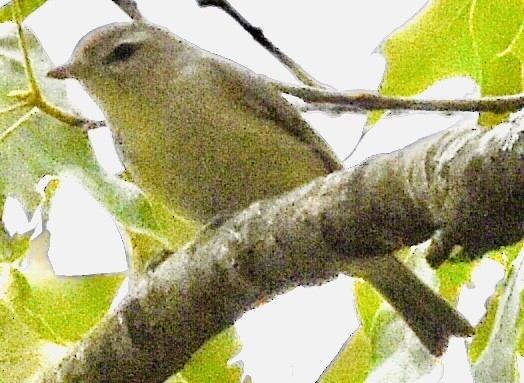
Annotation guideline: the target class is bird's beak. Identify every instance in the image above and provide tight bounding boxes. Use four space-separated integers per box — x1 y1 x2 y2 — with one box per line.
47 64 75 79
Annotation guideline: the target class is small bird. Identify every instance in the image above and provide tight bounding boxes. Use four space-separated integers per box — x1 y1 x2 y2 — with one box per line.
47 19 473 355
47 21 341 224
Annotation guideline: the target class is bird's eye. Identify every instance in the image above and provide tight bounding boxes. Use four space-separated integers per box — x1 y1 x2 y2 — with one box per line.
105 42 141 64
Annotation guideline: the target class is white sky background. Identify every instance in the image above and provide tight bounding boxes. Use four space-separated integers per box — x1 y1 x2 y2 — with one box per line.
0 0 512 382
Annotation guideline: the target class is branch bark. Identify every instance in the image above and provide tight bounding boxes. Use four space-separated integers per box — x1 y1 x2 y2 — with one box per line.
35 116 524 382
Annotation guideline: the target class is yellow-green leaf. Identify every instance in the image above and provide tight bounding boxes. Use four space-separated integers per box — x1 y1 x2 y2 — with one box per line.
471 247 524 382
380 0 479 97
377 0 524 126
320 330 372 383
0 0 47 23
436 260 475 303
170 327 242 383
0 300 47 382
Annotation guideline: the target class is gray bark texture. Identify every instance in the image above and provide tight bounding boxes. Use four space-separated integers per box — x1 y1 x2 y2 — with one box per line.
36 115 524 382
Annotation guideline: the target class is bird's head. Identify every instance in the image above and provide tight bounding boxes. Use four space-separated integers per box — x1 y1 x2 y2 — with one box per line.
47 21 183 101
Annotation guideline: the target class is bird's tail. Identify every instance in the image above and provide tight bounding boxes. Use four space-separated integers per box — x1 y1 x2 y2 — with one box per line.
359 255 474 356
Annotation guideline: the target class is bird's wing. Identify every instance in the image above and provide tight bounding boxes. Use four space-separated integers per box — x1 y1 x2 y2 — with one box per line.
207 55 343 173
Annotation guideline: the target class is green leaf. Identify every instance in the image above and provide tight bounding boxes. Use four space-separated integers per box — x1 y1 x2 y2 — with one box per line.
354 280 381 336
470 0 523 125
320 330 372 383
380 0 478 97
26 274 125 341
0 27 99 209
505 21 524 63
366 248 441 376
469 243 524 360
0 0 47 23
0 230 30 262
0 300 49 382
169 327 242 383
469 0 524 59
436 260 475 303
468 286 500 363
488 241 524 266
0 238 56 383
516 292 524 355
365 309 437 382
15 231 126 342
0 261 62 343
332 247 457 381
377 0 524 126
471 247 524 382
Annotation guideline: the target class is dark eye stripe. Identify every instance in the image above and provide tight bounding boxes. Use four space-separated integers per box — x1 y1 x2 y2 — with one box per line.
104 42 142 64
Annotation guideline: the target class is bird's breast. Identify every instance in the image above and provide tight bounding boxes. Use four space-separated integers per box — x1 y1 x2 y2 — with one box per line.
105 84 331 223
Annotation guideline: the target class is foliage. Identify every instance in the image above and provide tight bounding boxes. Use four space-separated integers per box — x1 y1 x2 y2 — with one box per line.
372 0 523 126
0 0 46 22
326 0 524 381
0 3 197 380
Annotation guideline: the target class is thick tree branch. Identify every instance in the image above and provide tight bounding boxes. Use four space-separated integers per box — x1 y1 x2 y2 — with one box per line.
35 116 524 382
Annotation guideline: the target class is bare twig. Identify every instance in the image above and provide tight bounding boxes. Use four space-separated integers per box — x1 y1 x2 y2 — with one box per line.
196 0 325 88
111 0 143 21
274 82 524 114
192 0 524 164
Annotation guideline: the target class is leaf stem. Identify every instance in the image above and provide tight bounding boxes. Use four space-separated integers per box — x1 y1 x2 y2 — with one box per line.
13 0 39 97
36 98 88 126
10 0 92 128
0 101 27 116
0 107 37 142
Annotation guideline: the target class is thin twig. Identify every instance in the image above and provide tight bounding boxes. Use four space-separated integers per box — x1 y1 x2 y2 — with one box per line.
274 82 524 114
81 119 107 131
33 95 91 127
196 0 325 88
278 81 524 162
192 0 503 163
111 0 143 21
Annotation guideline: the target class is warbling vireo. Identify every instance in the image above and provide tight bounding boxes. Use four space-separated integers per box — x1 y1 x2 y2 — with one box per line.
47 20 473 355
